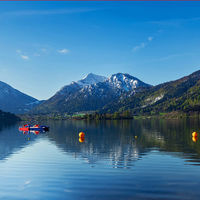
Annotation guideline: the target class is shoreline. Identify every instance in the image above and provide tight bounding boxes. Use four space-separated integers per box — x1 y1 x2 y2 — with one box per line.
18 111 200 121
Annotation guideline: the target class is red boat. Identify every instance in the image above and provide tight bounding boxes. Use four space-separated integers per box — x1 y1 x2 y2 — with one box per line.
19 124 30 132
19 124 49 132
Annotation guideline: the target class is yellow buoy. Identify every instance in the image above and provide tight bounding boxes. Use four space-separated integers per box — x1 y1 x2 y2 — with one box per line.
192 136 198 142
192 132 198 137
79 132 85 138
79 137 85 143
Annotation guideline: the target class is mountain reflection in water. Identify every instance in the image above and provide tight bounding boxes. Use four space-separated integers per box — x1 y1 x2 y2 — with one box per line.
45 119 200 167
1 119 200 200
0 119 200 167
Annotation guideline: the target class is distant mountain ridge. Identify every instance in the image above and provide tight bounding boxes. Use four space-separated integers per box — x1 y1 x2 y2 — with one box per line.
102 70 200 115
3 69 199 116
0 81 41 114
32 73 151 114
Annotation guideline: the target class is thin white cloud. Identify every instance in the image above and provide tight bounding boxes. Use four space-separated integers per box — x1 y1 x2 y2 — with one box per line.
149 17 200 26
19 180 31 191
58 49 70 54
21 55 29 60
132 36 153 52
2 8 97 17
16 49 21 54
41 48 47 53
33 53 41 57
132 42 146 52
149 53 196 63
24 180 31 185
148 36 153 41
33 48 49 57
16 49 29 60
17 47 70 59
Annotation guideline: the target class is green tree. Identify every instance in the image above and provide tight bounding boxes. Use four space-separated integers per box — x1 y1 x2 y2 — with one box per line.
113 112 120 119
122 110 132 118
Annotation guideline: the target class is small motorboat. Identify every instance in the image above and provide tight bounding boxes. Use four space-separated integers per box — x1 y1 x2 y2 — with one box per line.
19 124 49 132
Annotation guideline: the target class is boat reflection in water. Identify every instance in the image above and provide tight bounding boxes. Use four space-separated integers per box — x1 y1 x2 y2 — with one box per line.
21 130 46 135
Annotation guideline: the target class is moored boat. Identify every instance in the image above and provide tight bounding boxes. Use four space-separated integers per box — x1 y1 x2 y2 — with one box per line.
19 124 49 132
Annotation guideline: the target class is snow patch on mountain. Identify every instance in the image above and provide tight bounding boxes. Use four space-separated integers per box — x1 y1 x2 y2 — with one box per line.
76 73 107 87
107 73 150 92
142 93 164 108
146 94 164 105
58 73 107 95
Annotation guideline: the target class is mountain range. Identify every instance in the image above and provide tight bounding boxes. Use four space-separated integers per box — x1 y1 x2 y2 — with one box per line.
1 70 200 116
0 81 41 114
32 73 151 114
102 70 200 115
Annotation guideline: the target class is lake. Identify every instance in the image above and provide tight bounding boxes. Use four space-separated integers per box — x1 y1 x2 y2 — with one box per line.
1 119 200 200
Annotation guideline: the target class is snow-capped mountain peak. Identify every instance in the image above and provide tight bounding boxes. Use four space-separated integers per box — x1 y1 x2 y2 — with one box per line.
76 73 107 87
57 73 107 95
34 72 152 114
107 73 147 91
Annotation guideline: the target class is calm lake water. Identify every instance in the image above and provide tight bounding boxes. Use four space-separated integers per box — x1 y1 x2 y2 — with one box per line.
1 119 200 200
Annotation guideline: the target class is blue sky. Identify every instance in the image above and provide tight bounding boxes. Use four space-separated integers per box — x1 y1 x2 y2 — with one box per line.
0 1 200 100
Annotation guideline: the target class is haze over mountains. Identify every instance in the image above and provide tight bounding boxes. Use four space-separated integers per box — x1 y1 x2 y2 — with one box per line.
0 70 200 116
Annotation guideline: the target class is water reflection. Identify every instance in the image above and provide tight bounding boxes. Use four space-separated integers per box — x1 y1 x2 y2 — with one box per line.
1 119 200 199
0 124 29 161
1 119 200 167
79 137 85 143
45 119 200 168
46 120 146 168
0 123 48 161
20 130 48 135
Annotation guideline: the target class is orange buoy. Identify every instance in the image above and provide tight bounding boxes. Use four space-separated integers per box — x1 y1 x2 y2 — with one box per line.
192 132 198 137
79 137 85 143
192 136 198 142
79 132 85 138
